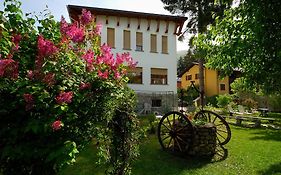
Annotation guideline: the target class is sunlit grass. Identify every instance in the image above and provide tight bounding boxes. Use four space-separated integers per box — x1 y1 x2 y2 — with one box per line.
60 125 281 175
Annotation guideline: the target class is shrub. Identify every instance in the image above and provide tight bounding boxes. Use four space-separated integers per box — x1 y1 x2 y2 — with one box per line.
0 1 140 174
268 94 281 112
242 98 258 110
206 95 218 107
216 94 232 108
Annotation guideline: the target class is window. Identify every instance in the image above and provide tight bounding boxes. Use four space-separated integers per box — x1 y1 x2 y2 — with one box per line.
162 36 168 54
220 84 226 91
195 73 199 79
107 28 115 48
186 74 192 80
128 67 142 84
150 34 157 52
123 30 131 50
136 32 143 51
151 68 167 85
152 99 162 107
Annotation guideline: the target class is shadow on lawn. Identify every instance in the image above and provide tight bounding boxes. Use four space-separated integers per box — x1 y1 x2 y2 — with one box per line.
259 162 281 175
249 129 281 142
132 136 228 175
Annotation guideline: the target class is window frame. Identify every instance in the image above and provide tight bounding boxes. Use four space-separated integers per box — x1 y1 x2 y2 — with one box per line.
107 27 115 48
161 35 168 54
151 68 168 85
123 30 131 50
136 32 143 51
220 84 226 91
150 34 157 53
128 67 143 84
152 99 162 107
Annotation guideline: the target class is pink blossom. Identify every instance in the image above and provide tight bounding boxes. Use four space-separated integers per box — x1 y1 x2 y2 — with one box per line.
23 93 34 111
65 23 85 43
27 70 34 80
60 18 85 43
6 54 13 59
0 59 19 79
12 44 20 52
11 34 21 52
122 53 138 68
81 9 92 25
37 35 58 57
100 44 111 54
114 71 121 79
115 53 125 66
23 93 34 103
12 34 21 44
94 23 102 35
55 91 73 105
52 120 62 131
82 50 94 64
43 73 56 86
60 16 69 34
98 70 109 79
79 82 91 90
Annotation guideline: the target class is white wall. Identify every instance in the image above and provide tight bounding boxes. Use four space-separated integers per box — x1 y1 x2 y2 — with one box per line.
97 15 178 93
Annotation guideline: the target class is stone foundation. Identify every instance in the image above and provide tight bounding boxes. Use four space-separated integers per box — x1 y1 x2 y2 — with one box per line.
188 123 217 156
135 91 177 115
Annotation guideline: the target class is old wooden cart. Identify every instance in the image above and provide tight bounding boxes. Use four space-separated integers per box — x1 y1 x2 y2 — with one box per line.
157 82 231 155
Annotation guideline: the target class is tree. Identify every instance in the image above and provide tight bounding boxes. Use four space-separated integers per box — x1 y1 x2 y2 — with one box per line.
177 49 197 75
161 0 232 106
196 0 281 93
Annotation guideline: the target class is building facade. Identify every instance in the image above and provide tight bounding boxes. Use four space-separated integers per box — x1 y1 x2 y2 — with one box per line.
68 5 187 114
179 63 230 97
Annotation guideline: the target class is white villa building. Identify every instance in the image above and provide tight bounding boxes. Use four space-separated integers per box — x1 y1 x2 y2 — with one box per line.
68 5 187 114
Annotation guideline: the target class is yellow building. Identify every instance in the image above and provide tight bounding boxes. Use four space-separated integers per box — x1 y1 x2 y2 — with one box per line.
179 63 230 97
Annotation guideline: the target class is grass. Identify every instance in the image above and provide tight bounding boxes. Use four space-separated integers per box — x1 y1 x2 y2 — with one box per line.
60 125 281 175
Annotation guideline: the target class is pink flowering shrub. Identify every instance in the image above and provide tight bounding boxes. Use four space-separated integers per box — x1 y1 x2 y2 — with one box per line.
55 91 74 105
0 1 140 175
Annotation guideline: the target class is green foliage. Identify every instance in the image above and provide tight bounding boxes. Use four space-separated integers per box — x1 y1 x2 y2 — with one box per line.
195 0 281 93
0 1 140 174
178 85 199 106
177 49 197 75
206 95 218 107
138 114 158 135
242 98 258 110
268 94 281 112
161 0 233 34
192 118 207 126
267 112 281 119
216 94 232 108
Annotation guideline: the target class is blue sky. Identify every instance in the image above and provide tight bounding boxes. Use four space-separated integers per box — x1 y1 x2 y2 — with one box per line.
1 0 189 51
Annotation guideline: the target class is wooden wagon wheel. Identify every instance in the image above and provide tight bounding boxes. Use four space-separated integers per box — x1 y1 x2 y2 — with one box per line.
194 110 231 145
158 111 193 153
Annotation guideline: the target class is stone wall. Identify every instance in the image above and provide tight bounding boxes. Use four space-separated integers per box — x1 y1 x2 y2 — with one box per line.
188 123 217 156
135 91 177 115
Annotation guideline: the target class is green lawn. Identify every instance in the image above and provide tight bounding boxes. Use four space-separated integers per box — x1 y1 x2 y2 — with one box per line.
60 125 281 175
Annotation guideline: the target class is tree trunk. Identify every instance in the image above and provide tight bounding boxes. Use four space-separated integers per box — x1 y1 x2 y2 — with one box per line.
198 57 204 107
197 2 205 107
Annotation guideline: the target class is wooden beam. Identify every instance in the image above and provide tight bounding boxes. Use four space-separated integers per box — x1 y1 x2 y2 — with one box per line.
127 17 130 28
156 19 160 32
117 16 120 26
137 18 141 29
147 19 151 31
165 21 169 33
